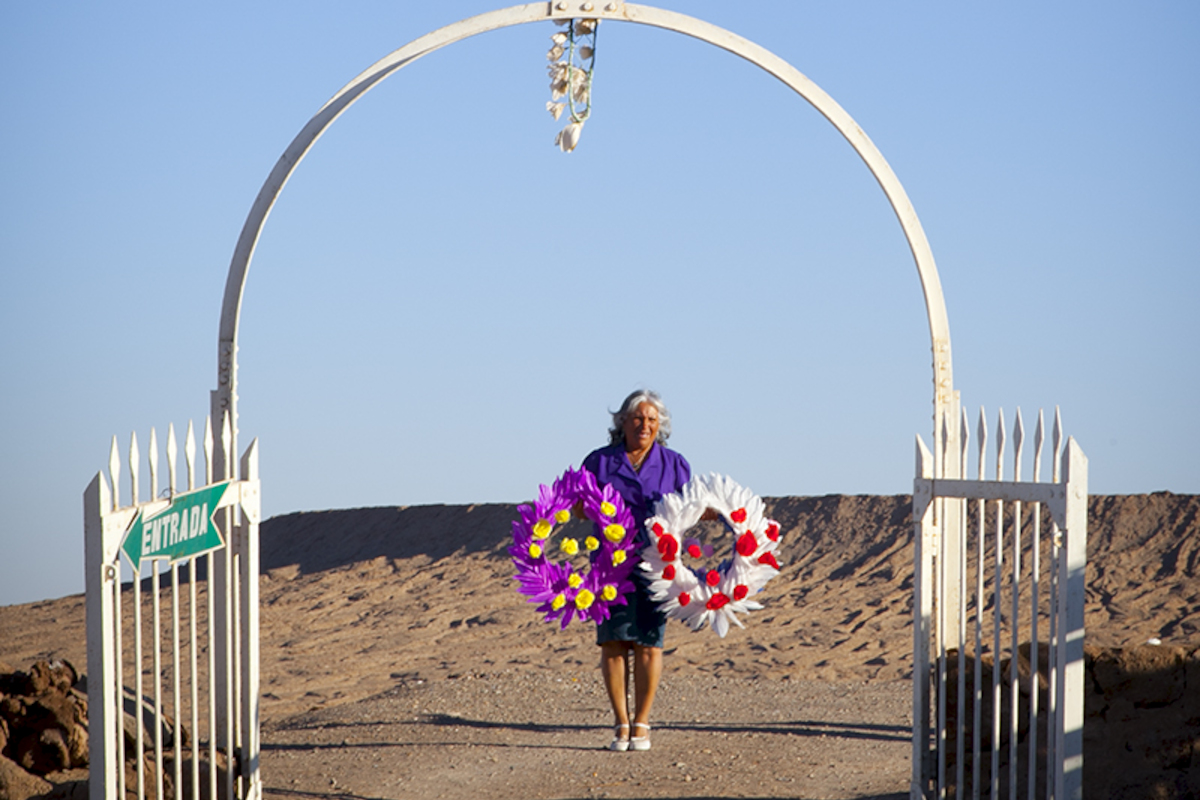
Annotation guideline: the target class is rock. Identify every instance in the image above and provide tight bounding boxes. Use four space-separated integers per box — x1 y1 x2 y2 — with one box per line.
122 689 187 752
0 695 26 728
16 727 70 774
164 750 233 800
943 642 1200 799
1092 643 1187 706
24 663 51 697
0 663 89 777
0 753 52 800
38 768 88 800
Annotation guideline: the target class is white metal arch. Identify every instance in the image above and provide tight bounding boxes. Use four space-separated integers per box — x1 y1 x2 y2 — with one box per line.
212 1 957 477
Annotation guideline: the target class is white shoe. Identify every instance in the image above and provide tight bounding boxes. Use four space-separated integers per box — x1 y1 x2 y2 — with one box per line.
608 723 630 751
630 723 651 751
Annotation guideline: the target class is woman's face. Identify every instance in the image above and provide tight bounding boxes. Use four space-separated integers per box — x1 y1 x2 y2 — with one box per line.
622 402 661 452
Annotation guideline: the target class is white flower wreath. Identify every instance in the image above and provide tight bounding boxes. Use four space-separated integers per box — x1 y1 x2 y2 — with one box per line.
639 473 783 638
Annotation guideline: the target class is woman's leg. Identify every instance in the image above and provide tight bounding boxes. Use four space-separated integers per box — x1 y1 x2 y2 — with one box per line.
631 644 663 726
600 641 631 727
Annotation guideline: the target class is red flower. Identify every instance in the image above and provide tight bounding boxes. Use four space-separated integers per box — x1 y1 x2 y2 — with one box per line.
736 531 758 557
706 570 720 587
733 584 749 601
678 592 691 606
758 552 780 570
658 534 678 562
652 522 664 537
687 543 702 559
662 565 676 581
706 592 730 610
730 508 747 524
766 522 780 542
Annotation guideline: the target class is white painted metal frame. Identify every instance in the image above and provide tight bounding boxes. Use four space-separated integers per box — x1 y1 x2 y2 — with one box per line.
912 408 1086 800
84 415 261 800
204 3 969 795
210 0 959 486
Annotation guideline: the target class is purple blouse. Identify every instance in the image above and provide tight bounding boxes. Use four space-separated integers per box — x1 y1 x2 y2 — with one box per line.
582 442 692 548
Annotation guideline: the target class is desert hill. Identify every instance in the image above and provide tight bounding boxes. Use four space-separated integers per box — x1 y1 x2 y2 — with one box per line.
1 492 1196 798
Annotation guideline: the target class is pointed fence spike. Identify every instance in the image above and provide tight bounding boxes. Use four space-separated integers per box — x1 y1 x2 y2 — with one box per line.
148 427 159 500
960 405 970 479
995 408 1007 481
1013 408 1025 482
976 407 988 481
129 431 141 505
185 420 197 491
166 423 178 496
203 415 214 486
241 437 260 481
1053 406 1064 483
915 435 933 478
1034 409 1046 483
109 436 121 511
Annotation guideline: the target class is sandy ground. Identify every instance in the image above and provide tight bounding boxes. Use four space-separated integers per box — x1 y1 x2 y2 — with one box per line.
1 492 1196 798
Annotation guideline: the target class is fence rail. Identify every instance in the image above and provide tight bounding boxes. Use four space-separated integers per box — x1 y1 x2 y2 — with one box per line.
84 412 261 800
912 407 1086 800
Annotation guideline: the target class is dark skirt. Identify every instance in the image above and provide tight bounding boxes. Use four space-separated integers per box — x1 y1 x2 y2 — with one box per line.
596 571 666 648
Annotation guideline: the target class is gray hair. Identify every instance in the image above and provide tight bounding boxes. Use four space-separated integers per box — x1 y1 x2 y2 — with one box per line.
608 390 672 446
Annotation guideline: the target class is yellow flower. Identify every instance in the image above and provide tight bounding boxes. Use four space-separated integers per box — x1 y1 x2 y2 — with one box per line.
551 594 566 611
604 523 625 543
584 536 599 552
528 543 543 558
601 585 617 601
568 573 582 588
533 519 552 539
611 549 627 566
555 509 571 524
561 538 579 556
600 501 616 516
575 589 595 610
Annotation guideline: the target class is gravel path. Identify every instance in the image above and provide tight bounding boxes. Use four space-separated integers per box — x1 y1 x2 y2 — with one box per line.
260 670 911 800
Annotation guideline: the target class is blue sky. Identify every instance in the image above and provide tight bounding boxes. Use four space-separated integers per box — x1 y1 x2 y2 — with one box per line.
2 2 1197 607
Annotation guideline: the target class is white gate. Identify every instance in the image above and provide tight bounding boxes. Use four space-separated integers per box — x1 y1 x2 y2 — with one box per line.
912 407 1087 800
84 413 261 800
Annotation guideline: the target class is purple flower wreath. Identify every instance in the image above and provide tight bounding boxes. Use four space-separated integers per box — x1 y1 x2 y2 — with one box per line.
509 466 638 628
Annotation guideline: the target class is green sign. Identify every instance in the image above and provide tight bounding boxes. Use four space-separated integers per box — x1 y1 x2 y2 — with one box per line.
121 481 232 569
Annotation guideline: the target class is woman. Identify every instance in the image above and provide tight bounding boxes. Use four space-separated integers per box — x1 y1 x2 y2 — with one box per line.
582 390 691 752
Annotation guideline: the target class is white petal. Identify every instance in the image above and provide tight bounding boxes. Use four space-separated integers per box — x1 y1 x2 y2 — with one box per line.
551 32 568 45
579 45 594 60
545 101 565 120
572 76 590 104
558 121 583 152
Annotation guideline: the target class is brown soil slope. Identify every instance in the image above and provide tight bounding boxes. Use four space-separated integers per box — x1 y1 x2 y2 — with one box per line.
3 493 1195 719
0 493 1196 799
